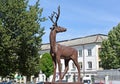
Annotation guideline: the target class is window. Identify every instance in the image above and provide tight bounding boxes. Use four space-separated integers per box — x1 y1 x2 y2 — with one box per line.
71 63 76 71
72 63 76 69
79 62 82 69
99 61 102 68
78 49 82 57
88 49 92 56
60 63 62 71
88 61 92 69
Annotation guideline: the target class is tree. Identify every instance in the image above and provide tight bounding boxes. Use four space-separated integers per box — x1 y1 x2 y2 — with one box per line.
99 23 120 69
40 53 53 81
0 0 18 78
0 0 46 82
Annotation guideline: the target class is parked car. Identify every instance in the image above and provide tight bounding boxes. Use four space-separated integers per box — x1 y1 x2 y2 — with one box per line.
0 81 7 84
56 80 67 82
0 81 12 84
36 82 44 84
7 81 12 84
82 76 92 84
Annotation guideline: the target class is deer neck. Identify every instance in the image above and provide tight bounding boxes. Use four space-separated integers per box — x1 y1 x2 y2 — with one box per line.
50 30 57 52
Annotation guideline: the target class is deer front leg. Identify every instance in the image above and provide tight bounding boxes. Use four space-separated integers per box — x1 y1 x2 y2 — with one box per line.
52 57 56 82
56 56 62 82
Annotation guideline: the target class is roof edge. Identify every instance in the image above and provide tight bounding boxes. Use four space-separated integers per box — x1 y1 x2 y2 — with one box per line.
41 34 107 45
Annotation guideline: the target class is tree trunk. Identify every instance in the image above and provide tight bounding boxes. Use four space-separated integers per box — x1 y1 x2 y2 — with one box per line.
26 76 31 84
33 77 36 84
46 77 47 82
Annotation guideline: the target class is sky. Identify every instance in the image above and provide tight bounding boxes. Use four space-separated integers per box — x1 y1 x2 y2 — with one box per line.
29 0 120 44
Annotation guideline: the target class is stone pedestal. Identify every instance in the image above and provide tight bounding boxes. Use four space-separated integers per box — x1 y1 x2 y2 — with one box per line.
44 82 83 84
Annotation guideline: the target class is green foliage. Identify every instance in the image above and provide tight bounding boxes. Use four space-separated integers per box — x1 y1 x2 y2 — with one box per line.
99 23 120 69
0 0 46 79
40 53 53 80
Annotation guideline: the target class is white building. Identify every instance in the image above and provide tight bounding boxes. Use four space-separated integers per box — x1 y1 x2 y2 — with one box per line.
40 34 107 82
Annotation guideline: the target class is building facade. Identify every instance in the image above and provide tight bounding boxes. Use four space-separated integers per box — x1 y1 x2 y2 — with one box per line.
40 34 107 82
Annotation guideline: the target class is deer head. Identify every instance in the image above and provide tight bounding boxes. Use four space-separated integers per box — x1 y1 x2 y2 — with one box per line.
49 6 60 27
50 26 66 33
49 6 67 33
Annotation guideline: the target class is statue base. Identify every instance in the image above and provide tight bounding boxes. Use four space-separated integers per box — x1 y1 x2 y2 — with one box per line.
44 82 83 84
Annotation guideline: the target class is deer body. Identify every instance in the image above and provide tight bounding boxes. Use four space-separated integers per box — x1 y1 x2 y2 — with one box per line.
55 44 77 59
50 27 80 82
49 6 80 82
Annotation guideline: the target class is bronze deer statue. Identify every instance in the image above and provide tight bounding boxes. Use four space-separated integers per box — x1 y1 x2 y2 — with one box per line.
49 6 81 82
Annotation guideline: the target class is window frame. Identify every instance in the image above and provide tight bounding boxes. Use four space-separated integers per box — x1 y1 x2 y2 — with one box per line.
88 61 92 69
87 49 92 56
79 62 82 69
78 49 82 57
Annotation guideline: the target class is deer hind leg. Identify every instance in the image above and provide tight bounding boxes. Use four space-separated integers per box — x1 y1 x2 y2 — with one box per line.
52 57 57 82
72 58 81 82
61 59 70 79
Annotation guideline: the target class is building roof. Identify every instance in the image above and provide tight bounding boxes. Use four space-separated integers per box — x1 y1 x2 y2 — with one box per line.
41 34 107 51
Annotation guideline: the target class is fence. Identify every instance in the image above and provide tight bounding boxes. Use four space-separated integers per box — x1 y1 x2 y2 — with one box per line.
94 69 120 83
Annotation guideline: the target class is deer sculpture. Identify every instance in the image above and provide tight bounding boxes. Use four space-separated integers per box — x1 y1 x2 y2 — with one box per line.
49 6 81 82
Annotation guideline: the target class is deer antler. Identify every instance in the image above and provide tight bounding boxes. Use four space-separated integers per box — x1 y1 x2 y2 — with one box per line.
49 6 60 26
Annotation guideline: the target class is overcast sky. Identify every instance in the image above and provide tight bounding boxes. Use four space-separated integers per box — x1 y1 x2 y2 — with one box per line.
29 0 120 43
